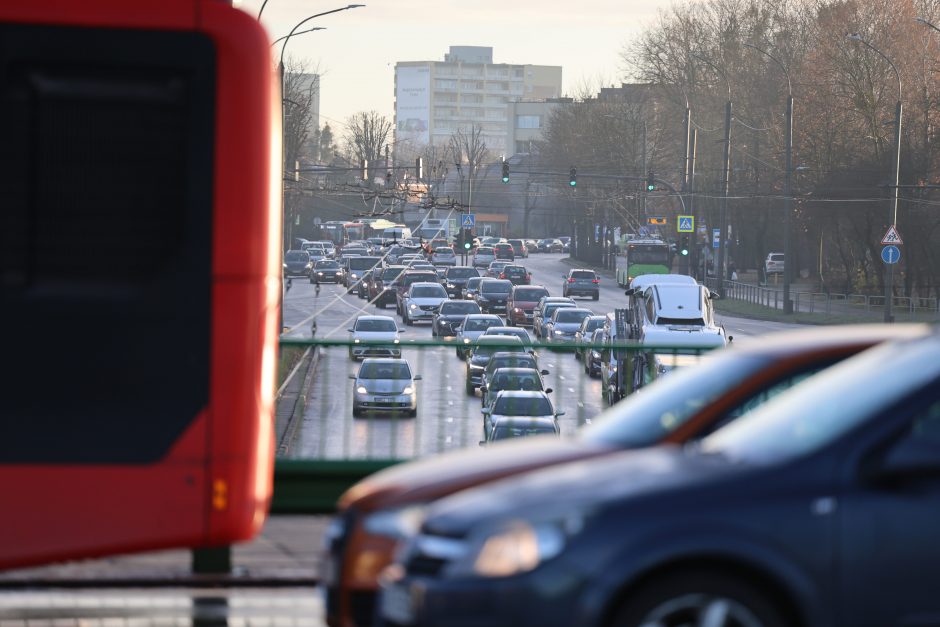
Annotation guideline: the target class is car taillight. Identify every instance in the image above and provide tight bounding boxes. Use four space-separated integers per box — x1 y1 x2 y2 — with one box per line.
499 273 505 279
592 279 600 284
568 278 575 283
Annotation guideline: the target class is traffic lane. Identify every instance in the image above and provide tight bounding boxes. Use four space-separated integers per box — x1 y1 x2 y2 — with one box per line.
288 286 604 460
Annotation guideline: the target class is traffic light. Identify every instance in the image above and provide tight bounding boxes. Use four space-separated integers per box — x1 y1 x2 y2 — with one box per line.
646 171 656 192
462 228 472 250
680 235 689 256
569 167 577 187
501 161 510 183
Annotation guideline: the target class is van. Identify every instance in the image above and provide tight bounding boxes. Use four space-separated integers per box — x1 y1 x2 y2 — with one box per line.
382 226 412 244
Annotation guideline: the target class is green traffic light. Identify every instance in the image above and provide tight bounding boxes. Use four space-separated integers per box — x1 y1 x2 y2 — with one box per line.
680 248 689 256
502 176 509 183
464 242 471 250
569 180 576 187
647 184 655 191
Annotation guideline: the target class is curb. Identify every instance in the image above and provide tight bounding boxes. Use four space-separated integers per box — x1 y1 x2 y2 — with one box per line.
0 576 320 589
277 347 319 456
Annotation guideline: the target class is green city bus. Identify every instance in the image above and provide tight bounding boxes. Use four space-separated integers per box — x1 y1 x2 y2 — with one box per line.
615 238 672 286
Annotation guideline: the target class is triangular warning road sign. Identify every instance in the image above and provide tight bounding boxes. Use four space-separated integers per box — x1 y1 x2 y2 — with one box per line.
881 225 903 245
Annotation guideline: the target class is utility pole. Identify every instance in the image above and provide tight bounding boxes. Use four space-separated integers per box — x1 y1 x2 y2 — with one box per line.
688 129 698 278
718 99 732 296
641 121 648 218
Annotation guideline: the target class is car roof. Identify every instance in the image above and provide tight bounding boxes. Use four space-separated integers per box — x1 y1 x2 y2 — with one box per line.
475 335 524 345
630 273 698 290
493 390 550 399
356 315 396 322
464 314 503 320
410 281 446 288
360 357 408 364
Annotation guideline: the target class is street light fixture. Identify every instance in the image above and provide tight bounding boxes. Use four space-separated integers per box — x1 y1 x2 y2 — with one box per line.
744 42 795 314
691 53 732 296
279 5 366 69
271 27 327 47
846 33 902 323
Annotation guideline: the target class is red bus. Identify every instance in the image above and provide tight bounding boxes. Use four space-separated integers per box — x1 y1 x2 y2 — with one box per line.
322 221 367 247
0 0 279 568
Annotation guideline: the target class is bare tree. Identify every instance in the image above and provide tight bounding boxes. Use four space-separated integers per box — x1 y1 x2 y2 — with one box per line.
283 56 319 171
343 111 394 176
449 125 493 207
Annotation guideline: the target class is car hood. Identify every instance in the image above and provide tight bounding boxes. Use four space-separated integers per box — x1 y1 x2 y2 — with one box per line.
424 446 737 536
338 437 613 512
552 322 583 333
353 331 398 341
357 379 411 394
439 314 471 322
286 260 308 268
408 297 446 306
511 300 539 308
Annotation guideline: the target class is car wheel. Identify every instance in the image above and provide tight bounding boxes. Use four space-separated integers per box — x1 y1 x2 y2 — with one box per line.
405 312 413 326
465 379 475 395
352 406 362 418
408 408 417 418
593 292 599 301
609 570 788 627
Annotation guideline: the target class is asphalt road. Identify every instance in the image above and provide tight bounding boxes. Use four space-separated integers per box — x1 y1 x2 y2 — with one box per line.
280 254 803 461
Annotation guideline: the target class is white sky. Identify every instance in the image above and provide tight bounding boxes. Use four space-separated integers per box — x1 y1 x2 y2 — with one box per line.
238 0 677 135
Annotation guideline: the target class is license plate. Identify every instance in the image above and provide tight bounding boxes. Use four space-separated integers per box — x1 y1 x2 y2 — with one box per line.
380 583 415 624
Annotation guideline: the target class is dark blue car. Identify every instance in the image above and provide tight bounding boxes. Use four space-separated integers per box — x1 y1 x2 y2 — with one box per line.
379 332 940 627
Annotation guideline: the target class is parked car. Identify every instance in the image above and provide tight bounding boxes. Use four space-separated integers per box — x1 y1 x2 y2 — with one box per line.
430 247 457 266
382 330 940 627
481 390 562 440
493 242 515 261
283 250 312 278
325 324 928 627
544 307 594 346
347 315 401 360
472 246 496 268
507 238 528 259
432 300 482 337
562 268 600 300
464 335 526 394
532 297 576 338
507 285 551 327
311 259 343 283
536 238 564 253
485 260 511 278
455 314 505 359
574 315 607 361
500 264 531 285
583 328 605 376
349 358 421 418
443 266 480 298
463 276 485 301
765 251 785 276
401 282 448 326
474 278 513 314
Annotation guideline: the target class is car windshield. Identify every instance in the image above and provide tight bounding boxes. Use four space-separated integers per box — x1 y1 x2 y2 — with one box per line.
464 318 501 331
493 396 553 416
355 319 397 332
411 285 446 298
486 329 528 342
492 374 542 391
381 268 404 280
482 281 512 294
357 362 411 380
286 251 308 262
441 302 480 315
584 318 605 332
348 257 380 270
490 356 537 370
472 343 524 358
556 310 591 323
544 303 575 317
493 424 556 439
700 338 940 464
315 261 340 269
403 274 437 286
466 278 483 290
514 288 549 301
448 268 478 278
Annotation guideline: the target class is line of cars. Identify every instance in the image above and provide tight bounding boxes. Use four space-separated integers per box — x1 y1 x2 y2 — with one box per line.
324 322 940 627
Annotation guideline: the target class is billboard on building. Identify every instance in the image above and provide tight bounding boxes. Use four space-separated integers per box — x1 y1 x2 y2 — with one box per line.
395 65 430 145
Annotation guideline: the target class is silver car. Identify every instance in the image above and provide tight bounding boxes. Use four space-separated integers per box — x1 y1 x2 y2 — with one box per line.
350 358 421 417
455 314 504 359
347 315 401 360
472 246 496 268
545 307 594 345
480 390 563 440
402 282 448 326
431 247 457 266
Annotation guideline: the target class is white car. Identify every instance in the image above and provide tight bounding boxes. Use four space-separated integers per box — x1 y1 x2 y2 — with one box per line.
431 247 457 266
347 315 401 360
765 252 785 276
402 282 448 326
472 246 496 268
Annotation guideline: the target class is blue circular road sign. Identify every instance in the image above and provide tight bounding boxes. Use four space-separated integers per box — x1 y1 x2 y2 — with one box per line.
881 245 901 265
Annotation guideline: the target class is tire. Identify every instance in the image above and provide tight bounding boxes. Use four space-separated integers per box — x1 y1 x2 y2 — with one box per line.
352 406 362 418
593 292 599 301
408 408 417 418
466 379 475 395
405 312 413 326
609 570 788 627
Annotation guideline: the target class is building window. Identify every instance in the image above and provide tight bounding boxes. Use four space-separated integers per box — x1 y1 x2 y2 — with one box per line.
516 140 533 154
516 115 541 129
436 79 457 90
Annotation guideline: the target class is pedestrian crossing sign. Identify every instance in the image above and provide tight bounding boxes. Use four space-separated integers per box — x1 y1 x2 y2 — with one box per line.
881 225 903 245
461 214 475 228
677 215 694 233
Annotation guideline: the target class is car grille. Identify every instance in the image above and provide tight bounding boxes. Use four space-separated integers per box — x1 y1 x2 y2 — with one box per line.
420 305 436 311
404 554 448 576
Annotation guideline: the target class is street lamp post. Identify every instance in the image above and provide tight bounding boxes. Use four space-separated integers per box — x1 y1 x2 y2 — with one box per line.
847 33 901 323
279 5 365 69
692 54 732 296
744 43 794 314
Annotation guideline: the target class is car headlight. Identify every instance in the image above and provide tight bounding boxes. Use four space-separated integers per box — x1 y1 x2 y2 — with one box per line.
318 272 324 276
447 283 456 288
402 386 414 395
357 386 371 394
451 515 584 578
362 505 425 540
351 273 359 279
306 263 313 269
410 303 418 309
354 339 361 344
463 338 471 344
393 338 400 344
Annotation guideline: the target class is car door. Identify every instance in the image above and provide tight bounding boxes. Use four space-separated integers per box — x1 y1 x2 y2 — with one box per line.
838 393 940 626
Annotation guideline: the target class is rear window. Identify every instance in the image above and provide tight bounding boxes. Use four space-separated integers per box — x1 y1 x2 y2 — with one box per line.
493 396 553 416
513 288 549 301
769 254 785 262
482 280 512 294
476 247 494 254
571 271 596 279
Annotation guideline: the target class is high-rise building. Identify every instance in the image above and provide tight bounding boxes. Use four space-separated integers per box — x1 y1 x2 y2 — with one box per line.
394 46 562 153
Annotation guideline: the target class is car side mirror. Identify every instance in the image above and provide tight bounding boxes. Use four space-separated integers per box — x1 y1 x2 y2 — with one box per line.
478 441 486 447
556 410 566 417
479 384 487 392
709 291 720 300
348 374 356 379
871 438 940 481
347 328 354 333
541 369 550 375
545 388 553 394
481 408 491 415
413 374 423 381
624 288 635 296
